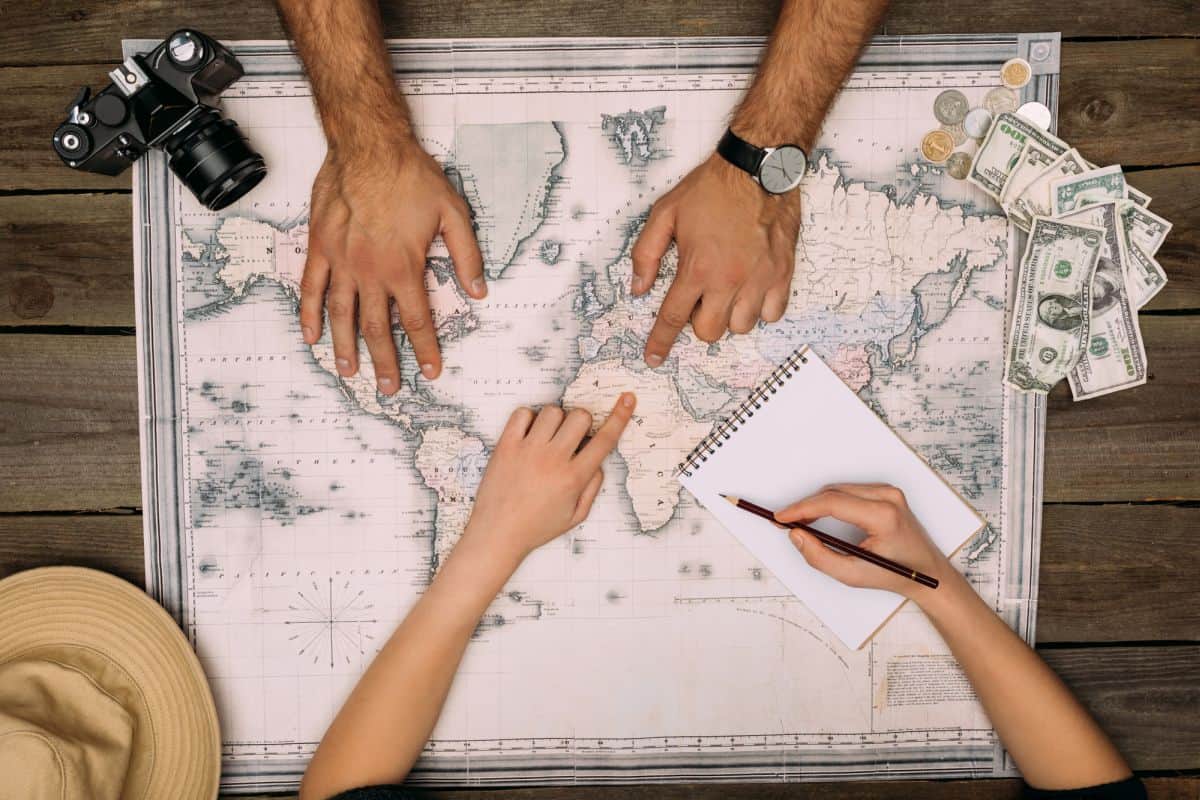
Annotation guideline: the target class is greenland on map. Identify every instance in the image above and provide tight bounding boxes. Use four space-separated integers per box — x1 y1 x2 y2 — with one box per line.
131 35 1058 792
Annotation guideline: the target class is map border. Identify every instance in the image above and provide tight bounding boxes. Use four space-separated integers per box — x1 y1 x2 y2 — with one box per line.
131 33 1055 791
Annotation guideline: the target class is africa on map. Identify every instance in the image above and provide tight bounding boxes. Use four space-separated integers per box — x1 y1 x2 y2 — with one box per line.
134 35 1056 791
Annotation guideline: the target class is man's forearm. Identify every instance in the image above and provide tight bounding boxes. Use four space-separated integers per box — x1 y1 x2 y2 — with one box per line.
733 0 889 150
276 0 411 148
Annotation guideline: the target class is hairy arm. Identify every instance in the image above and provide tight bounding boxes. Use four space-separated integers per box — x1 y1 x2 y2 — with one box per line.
276 0 413 148
780 487 1134 790
275 0 484 395
634 0 889 365
732 0 889 150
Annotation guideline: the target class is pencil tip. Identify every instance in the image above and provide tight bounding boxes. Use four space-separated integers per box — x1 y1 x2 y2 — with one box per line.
720 494 737 505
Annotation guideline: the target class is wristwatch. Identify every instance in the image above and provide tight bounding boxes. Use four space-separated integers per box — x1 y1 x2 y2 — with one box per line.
717 128 808 195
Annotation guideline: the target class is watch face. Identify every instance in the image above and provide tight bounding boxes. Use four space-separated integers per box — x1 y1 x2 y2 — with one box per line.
758 145 807 194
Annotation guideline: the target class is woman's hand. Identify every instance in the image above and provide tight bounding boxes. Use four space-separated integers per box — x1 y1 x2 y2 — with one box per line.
461 393 637 565
776 483 957 604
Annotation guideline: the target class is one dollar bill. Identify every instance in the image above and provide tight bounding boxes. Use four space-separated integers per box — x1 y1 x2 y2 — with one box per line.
1051 164 1127 215
1059 202 1147 400
1005 216 1105 393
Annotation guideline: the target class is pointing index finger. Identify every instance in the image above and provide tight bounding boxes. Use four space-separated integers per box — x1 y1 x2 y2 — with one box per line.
575 393 636 473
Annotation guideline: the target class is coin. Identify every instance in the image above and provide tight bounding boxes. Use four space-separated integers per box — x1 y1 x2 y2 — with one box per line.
946 151 972 180
920 129 955 163
933 89 970 125
940 122 967 145
1016 101 1053 130
983 86 1019 116
1001 58 1032 89
963 107 994 139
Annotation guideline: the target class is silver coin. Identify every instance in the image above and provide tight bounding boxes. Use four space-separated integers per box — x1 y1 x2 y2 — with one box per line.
946 151 973 180
983 86 1019 116
963 107 994 139
933 89 970 125
940 122 967 145
1016 101 1053 130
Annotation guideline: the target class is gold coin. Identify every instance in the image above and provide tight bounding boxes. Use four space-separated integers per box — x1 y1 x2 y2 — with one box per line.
1001 58 1032 89
920 129 955 163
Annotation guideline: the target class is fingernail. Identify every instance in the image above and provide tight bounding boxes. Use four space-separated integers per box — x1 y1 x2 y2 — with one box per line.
631 275 644 293
472 277 487 298
792 532 804 550
302 325 315 342
378 376 394 392
646 353 663 368
420 363 437 379
621 393 635 408
335 357 352 373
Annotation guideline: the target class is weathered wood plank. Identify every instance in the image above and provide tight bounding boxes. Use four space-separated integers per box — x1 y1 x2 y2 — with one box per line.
0 335 139 511
1044 316 1200 503
0 194 133 326
1 172 1196 329
229 776 1199 800
2 316 1198 511
2 0 1199 67
1058 39 1200 167
0 513 143 584
1037 503 1200 642
3 39 1199 192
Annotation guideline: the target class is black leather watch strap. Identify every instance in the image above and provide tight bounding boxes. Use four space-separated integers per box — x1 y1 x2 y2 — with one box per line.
717 128 766 178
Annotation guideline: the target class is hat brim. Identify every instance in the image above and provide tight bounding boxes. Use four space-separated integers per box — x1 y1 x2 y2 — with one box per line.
0 567 220 799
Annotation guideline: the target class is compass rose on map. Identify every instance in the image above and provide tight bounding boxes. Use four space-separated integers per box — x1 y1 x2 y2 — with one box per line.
284 577 379 669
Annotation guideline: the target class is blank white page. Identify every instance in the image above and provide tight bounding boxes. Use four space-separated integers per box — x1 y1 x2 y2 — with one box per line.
678 346 985 650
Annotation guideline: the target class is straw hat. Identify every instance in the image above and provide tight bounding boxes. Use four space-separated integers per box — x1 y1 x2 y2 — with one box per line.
0 566 220 799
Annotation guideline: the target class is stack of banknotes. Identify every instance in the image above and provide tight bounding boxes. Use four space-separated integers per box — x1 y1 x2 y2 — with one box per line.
968 112 1173 400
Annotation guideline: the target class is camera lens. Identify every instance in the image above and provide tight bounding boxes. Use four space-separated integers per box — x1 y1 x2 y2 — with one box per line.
165 108 267 211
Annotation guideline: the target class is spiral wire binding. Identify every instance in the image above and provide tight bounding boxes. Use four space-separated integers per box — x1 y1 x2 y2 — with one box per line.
675 348 809 477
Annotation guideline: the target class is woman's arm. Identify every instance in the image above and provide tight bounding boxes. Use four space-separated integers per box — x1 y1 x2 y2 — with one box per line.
777 485 1133 791
298 394 637 800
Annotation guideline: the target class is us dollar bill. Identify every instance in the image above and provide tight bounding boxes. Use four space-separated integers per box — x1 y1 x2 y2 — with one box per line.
1051 164 1127 215
1121 202 1173 257
1009 148 1088 229
1000 141 1059 225
1058 202 1147 400
1121 218 1168 308
1005 216 1104 393
1080 156 1151 208
968 112 1067 200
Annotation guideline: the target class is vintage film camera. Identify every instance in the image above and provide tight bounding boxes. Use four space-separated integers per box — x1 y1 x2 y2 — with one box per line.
52 29 266 211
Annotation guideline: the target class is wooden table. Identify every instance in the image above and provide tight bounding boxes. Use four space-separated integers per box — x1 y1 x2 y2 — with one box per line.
1 2 1197 797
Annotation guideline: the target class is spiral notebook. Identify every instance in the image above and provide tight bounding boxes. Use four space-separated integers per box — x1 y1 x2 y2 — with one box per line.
677 345 986 650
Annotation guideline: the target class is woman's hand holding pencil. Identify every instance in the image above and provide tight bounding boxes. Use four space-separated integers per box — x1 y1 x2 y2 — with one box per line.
773 484 958 602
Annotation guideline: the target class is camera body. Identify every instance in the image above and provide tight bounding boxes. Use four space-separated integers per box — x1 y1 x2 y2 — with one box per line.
52 29 266 211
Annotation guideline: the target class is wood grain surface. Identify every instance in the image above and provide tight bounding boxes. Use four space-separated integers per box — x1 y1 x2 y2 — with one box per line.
0 0 1196 793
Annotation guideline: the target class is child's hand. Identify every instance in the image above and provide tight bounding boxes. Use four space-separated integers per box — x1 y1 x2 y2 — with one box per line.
776 484 956 602
462 393 637 564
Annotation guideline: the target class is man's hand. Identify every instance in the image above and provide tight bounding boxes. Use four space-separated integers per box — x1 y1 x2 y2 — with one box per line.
631 154 801 366
300 138 486 395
